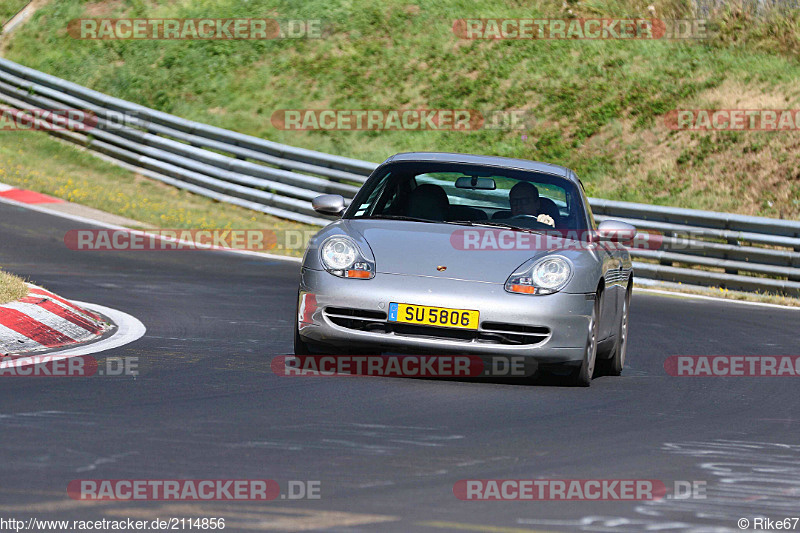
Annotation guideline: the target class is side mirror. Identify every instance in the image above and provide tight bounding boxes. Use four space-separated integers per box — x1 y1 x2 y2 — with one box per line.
596 220 637 244
312 194 345 216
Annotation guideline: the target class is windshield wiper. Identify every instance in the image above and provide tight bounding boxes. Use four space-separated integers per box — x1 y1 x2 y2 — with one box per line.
362 216 522 228
357 216 547 235
357 215 440 223
447 220 545 234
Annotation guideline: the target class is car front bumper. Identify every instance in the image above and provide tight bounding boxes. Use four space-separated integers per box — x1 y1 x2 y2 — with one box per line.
297 268 594 364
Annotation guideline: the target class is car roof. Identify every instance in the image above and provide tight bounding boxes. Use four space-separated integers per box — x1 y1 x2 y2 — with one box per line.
381 152 577 182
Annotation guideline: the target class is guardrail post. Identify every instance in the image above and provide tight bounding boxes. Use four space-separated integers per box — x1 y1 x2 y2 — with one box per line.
724 236 739 275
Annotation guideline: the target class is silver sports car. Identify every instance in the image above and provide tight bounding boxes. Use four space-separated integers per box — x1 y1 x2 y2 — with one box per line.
295 152 635 386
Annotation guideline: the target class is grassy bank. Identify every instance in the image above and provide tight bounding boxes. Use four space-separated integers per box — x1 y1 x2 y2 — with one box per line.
2 0 799 219
0 268 27 304
0 0 27 26
0 132 312 256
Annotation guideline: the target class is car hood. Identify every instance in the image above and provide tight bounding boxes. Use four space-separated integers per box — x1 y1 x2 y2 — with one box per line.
338 219 565 284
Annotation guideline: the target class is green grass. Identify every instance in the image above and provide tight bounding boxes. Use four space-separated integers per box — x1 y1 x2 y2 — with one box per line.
0 132 312 256
0 268 27 304
2 0 800 219
0 0 27 25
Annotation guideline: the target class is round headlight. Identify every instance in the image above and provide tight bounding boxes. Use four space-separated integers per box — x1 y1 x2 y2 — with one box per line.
531 257 572 290
321 237 357 270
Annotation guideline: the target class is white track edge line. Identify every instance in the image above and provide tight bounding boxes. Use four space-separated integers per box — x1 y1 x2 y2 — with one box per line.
635 287 800 311
0 192 302 263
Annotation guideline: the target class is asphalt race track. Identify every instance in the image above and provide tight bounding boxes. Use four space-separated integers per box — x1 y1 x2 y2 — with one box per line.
1 200 799 533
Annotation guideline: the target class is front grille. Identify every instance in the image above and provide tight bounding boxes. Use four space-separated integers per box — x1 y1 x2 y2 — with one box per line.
323 307 549 346
480 322 550 345
324 307 387 331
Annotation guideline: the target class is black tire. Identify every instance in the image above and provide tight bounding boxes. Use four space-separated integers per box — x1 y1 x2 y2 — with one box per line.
293 322 314 355
293 291 317 356
600 284 630 376
571 289 601 387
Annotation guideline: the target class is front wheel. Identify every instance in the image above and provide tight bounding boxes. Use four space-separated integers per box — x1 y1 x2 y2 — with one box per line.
293 323 314 355
571 291 600 387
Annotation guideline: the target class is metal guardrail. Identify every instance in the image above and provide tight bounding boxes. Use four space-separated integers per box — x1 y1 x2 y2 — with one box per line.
0 58 371 226
1 57 799 295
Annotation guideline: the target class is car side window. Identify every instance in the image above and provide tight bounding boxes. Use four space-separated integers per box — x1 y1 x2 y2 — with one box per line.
352 173 392 216
576 177 597 230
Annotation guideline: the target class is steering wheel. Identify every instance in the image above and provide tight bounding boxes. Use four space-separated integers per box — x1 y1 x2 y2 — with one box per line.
509 214 556 229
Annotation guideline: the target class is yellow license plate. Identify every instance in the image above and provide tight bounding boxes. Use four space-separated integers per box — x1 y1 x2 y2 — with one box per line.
388 303 479 330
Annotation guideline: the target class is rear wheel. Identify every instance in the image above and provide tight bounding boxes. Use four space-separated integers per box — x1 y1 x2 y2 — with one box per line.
600 284 630 376
571 290 600 387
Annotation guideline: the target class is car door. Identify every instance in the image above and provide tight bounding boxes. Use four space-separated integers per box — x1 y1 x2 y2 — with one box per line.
576 175 618 339
596 239 620 340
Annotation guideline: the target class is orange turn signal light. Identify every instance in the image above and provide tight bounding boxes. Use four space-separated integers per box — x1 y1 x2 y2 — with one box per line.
346 269 371 278
509 284 536 294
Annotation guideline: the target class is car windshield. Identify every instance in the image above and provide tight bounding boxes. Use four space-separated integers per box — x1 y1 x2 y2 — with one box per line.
345 161 589 231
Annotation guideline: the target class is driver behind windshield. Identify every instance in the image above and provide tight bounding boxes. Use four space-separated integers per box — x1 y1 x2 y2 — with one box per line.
508 181 555 227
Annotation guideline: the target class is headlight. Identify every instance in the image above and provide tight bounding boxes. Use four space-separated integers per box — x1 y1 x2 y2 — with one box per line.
321 237 356 269
320 236 375 279
505 255 572 295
